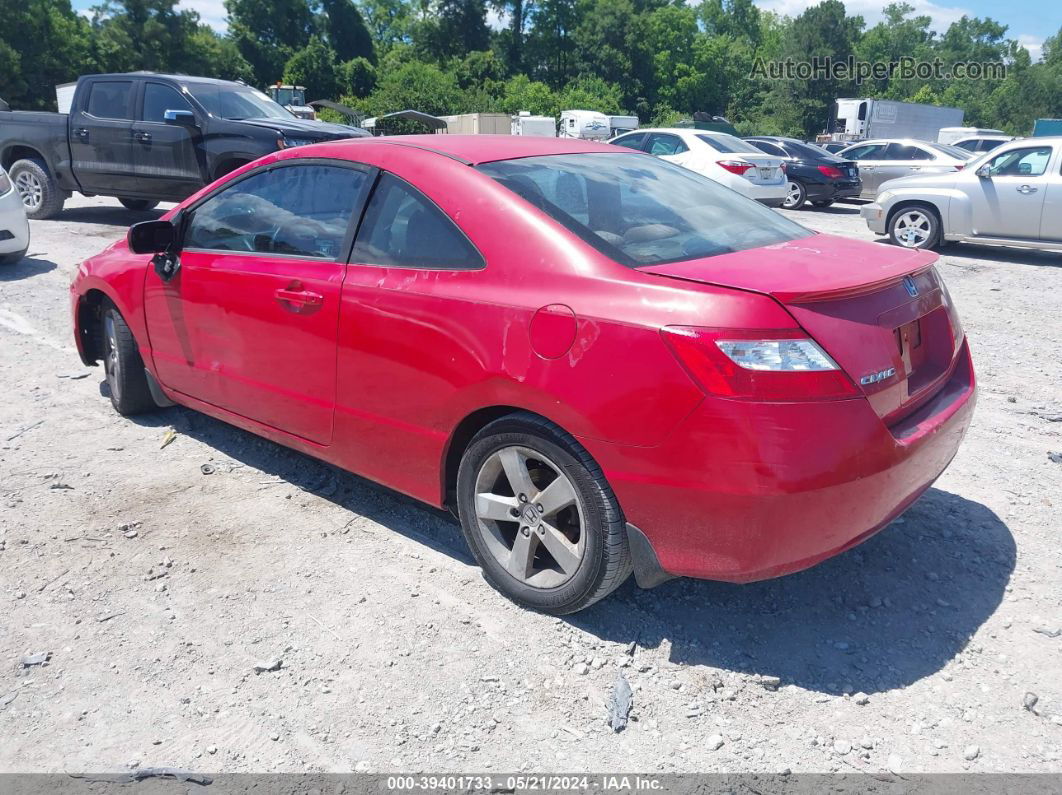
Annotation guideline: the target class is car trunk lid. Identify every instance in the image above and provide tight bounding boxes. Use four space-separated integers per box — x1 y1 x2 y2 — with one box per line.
639 234 964 423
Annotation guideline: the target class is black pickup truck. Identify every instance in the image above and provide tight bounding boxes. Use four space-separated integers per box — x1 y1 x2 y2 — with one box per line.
0 72 369 219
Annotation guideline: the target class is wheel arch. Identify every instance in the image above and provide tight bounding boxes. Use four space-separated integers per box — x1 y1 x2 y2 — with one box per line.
74 288 112 366
441 405 530 510
885 198 945 233
2 144 49 173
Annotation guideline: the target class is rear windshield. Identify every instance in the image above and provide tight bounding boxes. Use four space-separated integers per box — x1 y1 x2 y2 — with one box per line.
928 142 974 160
695 133 765 154
782 139 838 160
477 152 812 267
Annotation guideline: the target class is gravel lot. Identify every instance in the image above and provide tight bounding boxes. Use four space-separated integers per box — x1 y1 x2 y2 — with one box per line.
1 194 1060 775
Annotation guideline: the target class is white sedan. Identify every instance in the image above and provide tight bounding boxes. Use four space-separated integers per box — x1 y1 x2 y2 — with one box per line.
0 166 30 264
610 128 788 206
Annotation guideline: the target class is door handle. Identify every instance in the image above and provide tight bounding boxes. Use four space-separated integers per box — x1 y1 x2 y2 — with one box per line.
74 128 89 139
133 131 152 143
1017 185 1038 194
274 287 323 307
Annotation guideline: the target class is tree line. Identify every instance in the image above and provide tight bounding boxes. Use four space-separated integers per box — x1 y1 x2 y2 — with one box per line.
1 0 1060 138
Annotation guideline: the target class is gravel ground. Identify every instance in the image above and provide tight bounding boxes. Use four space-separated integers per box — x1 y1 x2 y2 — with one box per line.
1 194 1060 775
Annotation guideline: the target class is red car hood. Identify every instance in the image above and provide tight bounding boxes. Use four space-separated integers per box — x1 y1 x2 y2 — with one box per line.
639 233 937 303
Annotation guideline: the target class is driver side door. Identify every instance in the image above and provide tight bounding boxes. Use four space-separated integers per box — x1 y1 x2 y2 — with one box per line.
143 160 373 444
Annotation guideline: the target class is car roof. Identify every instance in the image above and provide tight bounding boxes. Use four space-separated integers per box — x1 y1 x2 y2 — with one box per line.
87 72 248 88
327 134 627 165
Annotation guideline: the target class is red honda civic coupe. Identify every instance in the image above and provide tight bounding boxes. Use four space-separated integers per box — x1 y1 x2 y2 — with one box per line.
70 135 975 614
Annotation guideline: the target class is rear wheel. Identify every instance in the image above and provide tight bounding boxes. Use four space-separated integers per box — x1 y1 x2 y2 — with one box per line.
782 180 807 209
889 205 940 250
118 198 160 211
101 302 158 416
10 158 64 219
456 412 632 614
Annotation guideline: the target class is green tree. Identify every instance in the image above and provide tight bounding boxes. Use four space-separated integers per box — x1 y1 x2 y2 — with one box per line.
321 0 376 64
0 0 94 109
339 56 377 97
283 38 340 100
90 0 200 74
225 0 315 83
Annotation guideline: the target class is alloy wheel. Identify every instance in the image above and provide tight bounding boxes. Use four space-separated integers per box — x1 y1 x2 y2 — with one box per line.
103 314 122 403
894 210 933 248
14 171 42 211
783 181 802 208
473 445 586 589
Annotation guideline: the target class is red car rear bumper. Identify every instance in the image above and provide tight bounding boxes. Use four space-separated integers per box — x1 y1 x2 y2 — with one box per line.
584 339 976 583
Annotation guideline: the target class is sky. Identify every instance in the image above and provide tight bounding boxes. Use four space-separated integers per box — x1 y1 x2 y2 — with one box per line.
70 0 1055 62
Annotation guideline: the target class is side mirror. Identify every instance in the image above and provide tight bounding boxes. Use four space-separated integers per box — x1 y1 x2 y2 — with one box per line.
128 219 175 254
164 109 196 125
975 164 992 179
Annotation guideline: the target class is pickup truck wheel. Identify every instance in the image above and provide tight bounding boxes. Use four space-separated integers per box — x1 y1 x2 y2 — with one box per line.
10 158 65 220
456 412 632 614
101 302 158 416
118 198 160 211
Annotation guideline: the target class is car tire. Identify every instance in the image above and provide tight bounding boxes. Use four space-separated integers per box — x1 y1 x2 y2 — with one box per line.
9 158 65 219
811 199 834 208
100 301 159 416
888 205 941 250
118 198 160 211
456 412 632 614
782 180 807 209
0 248 27 265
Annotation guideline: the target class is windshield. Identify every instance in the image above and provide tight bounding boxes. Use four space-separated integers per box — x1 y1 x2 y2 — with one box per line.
477 152 812 268
695 133 765 154
186 84 293 120
783 139 839 160
276 87 306 106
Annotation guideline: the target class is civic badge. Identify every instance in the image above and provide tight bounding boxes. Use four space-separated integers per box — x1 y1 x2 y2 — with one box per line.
902 276 918 297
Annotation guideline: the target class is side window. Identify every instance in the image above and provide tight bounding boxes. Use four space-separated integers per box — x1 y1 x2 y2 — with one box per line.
645 134 688 156
185 164 366 259
351 173 484 269
86 81 134 120
885 144 932 161
954 140 977 152
142 83 193 122
844 144 885 160
611 133 647 150
985 146 1052 177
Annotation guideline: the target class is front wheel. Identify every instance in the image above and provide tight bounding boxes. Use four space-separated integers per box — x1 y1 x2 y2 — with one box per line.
889 205 940 250
811 199 834 208
782 180 807 209
101 302 159 416
118 198 160 211
456 412 632 614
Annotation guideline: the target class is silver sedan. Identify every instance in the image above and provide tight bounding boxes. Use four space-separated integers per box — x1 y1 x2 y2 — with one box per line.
0 166 30 264
861 137 1062 251
837 138 972 199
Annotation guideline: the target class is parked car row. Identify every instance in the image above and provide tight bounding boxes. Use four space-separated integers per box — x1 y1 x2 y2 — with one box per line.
71 134 976 613
861 136 1062 251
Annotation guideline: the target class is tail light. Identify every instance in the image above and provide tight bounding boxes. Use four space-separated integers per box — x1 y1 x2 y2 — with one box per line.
954 165 965 171
780 162 787 173
661 327 859 401
817 165 844 179
717 160 754 175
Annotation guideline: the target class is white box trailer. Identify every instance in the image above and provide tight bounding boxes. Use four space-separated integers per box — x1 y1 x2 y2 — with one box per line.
607 115 639 136
559 110 610 140
438 113 511 135
830 99 964 143
937 126 1006 144
511 112 556 137
55 82 76 114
